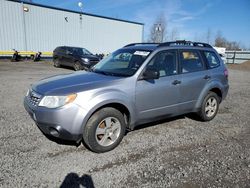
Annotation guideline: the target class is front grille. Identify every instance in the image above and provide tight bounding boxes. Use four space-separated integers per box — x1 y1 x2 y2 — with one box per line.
89 60 99 65
27 90 42 106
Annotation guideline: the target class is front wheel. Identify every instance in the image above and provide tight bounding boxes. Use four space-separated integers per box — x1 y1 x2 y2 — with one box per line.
82 107 126 153
74 61 81 71
197 92 220 121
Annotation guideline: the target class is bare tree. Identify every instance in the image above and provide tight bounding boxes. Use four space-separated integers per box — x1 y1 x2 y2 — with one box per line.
149 14 167 43
227 41 241 50
206 28 212 44
170 27 179 41
214 31 241 50
214 31 227 47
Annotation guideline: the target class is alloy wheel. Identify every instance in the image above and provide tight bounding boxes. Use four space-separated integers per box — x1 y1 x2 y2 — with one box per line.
205 96 218 118
95 117 121 147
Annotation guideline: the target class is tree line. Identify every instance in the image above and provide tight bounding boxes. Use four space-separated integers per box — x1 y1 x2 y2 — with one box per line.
148 14 247 51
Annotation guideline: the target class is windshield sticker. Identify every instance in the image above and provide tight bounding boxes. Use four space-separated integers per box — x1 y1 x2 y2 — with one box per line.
134 51 150 56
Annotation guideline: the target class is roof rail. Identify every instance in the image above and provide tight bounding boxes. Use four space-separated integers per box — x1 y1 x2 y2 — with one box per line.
124 43 159 47
158 40 212 48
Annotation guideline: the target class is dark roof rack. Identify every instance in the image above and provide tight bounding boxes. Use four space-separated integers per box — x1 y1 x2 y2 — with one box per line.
123 40 212 49
158 40 212 48
124 43 159 47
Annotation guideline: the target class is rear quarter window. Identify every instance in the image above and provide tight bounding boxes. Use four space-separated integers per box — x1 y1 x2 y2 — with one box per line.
203 51 221 68
57 47 66 53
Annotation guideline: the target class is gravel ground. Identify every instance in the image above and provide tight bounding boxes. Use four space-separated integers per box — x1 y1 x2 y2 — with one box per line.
0 61 249 188
227 60 250 71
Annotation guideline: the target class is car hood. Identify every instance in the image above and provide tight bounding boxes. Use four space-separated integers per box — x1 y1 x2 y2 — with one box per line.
32 71 123 95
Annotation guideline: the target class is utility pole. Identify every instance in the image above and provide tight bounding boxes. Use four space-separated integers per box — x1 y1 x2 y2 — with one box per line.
21 1 28 51
78 2 83 21
154 23 163 43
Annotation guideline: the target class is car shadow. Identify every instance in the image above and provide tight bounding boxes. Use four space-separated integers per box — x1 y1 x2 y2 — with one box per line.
43 113 201 146
132 113 201 132
60 173 95 188
43 133 81 147
56 65 75 71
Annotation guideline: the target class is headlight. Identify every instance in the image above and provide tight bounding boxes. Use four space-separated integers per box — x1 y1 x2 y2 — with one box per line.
81 58 89 63
38 94 77 108
26 89 30 96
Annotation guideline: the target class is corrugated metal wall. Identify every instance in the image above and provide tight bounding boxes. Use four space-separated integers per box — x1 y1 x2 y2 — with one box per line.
0 0 26 51
0 0 143 54
226 51 250 64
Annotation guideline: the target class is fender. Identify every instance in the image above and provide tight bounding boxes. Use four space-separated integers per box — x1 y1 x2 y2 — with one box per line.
195 79 224 109
78 89 136 133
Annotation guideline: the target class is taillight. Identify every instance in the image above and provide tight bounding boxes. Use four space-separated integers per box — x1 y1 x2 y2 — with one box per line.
224 68 228 78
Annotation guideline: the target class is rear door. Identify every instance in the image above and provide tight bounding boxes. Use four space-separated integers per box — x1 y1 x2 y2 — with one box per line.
178 49 210 112
58 47 67 65
136 50 181 121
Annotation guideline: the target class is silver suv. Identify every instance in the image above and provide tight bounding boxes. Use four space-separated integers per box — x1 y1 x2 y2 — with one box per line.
24 41 229 153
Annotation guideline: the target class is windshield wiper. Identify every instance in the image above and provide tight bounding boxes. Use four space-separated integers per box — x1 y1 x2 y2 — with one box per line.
93 69 128 77
92 70 110 75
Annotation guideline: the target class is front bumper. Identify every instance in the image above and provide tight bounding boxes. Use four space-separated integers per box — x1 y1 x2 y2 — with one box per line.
24 96 87 142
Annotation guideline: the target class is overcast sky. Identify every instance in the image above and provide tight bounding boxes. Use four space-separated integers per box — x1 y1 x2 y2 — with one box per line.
32 0 250 48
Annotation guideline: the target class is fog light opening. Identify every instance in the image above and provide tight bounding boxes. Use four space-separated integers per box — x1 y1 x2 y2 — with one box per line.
49 127 59 137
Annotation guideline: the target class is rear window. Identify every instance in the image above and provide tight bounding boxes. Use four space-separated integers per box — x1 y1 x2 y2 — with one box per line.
55 47 66 53
203 51 221 68
180 50 205 73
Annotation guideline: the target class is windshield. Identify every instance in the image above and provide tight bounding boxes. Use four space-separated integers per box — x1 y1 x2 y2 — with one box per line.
81 48 92 55
92 49 151 77
73 48 92 55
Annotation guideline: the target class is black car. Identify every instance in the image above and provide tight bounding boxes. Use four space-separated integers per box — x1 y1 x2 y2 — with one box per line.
53 46 100 71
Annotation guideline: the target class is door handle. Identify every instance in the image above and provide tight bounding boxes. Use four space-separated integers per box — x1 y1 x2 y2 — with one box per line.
203 75 211 80
172 80 181 85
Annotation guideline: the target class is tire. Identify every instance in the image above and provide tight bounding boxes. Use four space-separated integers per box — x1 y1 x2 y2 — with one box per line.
74 61 81 71
197 91 220 121
81 66 89 71
83 107 126 153
11 54 17 62
54 59 60 68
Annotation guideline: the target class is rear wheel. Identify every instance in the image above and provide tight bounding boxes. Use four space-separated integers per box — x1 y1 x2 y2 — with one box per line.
83 107 126 153
74 61 81 71
197 92 220 121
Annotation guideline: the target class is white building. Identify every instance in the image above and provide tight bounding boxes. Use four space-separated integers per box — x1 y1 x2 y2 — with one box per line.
0 0 144 54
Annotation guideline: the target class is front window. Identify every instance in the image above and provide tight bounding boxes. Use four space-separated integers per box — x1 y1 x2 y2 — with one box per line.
81 48 92 55
146 50 177 77
93 49 151 77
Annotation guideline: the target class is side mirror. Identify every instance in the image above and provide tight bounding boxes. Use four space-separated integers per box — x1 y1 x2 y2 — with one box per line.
141 67 159 80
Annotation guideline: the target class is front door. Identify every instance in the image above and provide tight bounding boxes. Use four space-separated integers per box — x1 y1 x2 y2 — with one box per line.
136 50 181 121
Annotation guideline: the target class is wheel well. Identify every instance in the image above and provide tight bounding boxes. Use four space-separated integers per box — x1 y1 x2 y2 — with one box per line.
93 103 130 128
210 88 222 102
